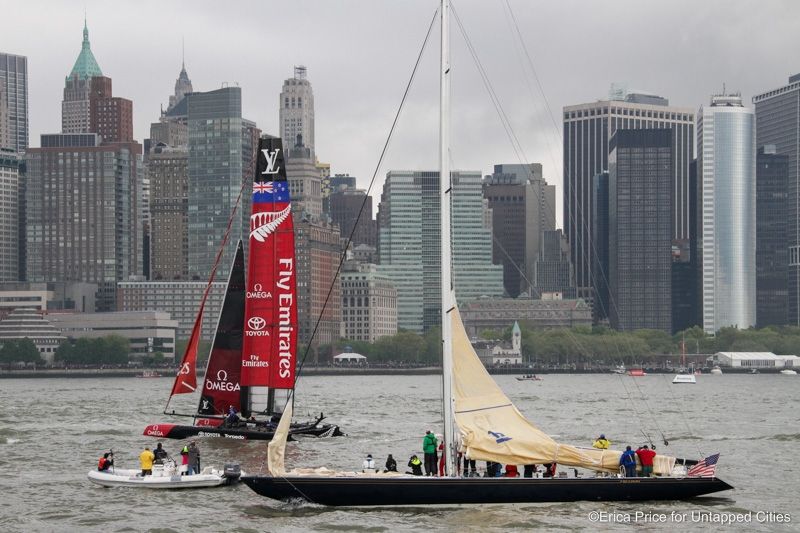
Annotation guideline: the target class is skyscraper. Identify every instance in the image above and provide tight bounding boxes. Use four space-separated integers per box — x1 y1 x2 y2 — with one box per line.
285 138 322 220
168 60 193 113
186 87 259 279
329 183 375 247
62 21 103 134
608 129 673 332
563 90 694 307
279 66 315 156
697 94 756 333
88 76 133 144
753 74 800 325
483 163 555 298
533 229 575 298
0 53 29 153
0 149 18 281
378 170 503 332
148 143 188 280
756 145 789 326
25 134 143 310
0 82 10 150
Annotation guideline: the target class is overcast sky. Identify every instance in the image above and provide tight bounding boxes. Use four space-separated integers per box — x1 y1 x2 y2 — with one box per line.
6 0 800 224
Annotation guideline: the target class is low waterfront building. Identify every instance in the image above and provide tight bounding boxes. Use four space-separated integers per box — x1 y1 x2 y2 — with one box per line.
48 311 178 359
0 307 66 363
712 351 800 369
116 280 225 342
0 281 97 317
460 297 592 337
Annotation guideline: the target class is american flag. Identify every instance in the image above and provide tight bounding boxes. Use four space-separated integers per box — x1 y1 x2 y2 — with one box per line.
687 453 720 477
253 181 274 194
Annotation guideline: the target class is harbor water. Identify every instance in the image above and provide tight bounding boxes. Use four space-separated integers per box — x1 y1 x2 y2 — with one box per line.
0 374 797 531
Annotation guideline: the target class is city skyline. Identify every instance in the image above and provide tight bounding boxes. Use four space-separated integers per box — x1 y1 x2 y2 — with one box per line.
6 0 800 224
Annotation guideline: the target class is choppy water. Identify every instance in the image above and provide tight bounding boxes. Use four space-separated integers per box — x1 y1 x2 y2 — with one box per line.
0 374 798 531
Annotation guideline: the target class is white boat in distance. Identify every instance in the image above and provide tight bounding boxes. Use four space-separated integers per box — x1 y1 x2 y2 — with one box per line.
88 462 241 489
672 374 697 384
780 369 797 375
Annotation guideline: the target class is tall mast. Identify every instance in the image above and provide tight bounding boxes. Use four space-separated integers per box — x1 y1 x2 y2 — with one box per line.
439 0 456 477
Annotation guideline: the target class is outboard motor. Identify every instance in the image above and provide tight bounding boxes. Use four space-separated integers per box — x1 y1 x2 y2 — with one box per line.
223 463 241 484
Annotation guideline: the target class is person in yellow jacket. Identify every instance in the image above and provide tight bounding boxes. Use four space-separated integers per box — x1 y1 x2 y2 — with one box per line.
139 446 155 476
592 434 611 449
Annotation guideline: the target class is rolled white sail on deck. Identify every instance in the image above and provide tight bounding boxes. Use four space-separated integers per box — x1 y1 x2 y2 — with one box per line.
450 306 674 474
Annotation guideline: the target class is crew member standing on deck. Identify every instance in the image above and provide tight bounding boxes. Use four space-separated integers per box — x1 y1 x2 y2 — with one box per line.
620 446 637 477
636 445 657 477
139 446 155 476
422 430 438 476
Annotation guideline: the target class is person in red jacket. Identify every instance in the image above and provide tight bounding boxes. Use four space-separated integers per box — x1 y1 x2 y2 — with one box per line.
97 452 114 471
636 445 657 477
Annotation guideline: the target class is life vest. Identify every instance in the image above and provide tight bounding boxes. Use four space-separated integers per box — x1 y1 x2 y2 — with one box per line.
98 457 107 470
410 457 422 466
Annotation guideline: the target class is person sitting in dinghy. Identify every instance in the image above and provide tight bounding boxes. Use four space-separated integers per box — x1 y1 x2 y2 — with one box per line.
97 452 114 471
153 442 168 465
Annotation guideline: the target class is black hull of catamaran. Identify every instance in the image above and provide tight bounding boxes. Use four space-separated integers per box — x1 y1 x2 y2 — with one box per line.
143 422 344 441
241 476 733 506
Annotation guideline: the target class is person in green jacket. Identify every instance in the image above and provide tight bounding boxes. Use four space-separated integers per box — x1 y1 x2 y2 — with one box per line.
422 430 438 476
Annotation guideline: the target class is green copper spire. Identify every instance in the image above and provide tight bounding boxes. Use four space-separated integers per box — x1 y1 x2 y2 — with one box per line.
67 17 103 80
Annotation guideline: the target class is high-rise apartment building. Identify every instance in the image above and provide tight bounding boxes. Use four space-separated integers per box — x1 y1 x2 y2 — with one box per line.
378 170 503 332
89 76 133 144
753 74 800 325
279 66 315 156
0 83 10 150
0 149 18 281
0 53 29 153
186 87 259 280
483 163 555 298
25 134 143 310
591 171 610 320
697 94 756 333
149 144 189 280
756 145 789 326
608 129 673 332
62 21 103 134
563 90 694 306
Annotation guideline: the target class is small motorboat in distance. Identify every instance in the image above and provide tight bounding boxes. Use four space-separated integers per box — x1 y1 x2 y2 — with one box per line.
516 375 542 381
710 366 723 375
88 461 242 489
627 369 646 377
780 369 797 375
672 374 697 384
137 370 162 378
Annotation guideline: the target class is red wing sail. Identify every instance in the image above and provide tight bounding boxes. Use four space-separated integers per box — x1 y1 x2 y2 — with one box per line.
196 241 246 416
242 137 298 391
169 302 203 395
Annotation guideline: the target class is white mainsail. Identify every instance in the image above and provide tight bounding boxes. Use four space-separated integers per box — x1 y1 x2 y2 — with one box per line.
450 305 674 475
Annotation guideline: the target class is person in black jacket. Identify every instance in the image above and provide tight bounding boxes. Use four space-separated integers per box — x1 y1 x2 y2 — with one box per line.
153 442 169 464
385 454 397 472
407 455 423 476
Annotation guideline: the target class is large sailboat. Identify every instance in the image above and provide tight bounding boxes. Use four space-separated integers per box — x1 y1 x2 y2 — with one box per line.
143 137 343 441
240 1 732 504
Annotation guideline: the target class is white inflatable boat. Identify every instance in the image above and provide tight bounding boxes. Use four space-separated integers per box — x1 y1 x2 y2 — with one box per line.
88 461 241 489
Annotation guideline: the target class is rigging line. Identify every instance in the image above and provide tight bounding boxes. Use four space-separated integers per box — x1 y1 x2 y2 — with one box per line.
498 0 561 182
627 372 670 446
451 5 529 168
502 0 563 176
616 373 653 445
292 7 440 385
660 373 704 457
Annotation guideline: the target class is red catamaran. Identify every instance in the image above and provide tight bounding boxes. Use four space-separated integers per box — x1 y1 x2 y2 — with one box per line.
143 136 343 441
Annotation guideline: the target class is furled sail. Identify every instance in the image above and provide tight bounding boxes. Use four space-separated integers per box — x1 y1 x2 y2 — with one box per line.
267 395 294 477
451 304 674 474
196 241 246 417
241 136 298 415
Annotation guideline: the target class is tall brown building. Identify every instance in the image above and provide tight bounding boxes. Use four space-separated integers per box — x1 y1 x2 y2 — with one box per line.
484 164 555 298
294 218 341 359
90 77 133 144
148 145 188 280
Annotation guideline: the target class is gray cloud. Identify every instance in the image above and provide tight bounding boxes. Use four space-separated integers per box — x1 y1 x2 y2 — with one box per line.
7 0 800 224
